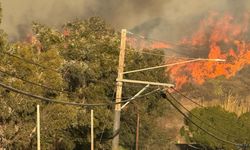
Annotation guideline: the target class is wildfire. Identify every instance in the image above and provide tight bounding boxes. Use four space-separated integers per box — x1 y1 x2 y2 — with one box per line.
168 12 250 89
127 12 250 89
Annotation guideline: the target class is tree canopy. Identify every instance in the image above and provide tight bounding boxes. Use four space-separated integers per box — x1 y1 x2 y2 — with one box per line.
0 17 171 149
181 106 250 149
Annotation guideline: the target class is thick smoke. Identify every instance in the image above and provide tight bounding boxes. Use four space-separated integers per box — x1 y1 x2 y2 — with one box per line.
1 0 250 40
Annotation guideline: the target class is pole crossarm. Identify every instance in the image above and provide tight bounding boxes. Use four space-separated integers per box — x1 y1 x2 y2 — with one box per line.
121 84 149 110
117 79 174 87
123 58 225 74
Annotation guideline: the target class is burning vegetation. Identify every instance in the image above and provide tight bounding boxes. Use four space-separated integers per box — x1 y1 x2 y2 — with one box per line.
3 1 250 149
128 12 250 90
169 12 250 89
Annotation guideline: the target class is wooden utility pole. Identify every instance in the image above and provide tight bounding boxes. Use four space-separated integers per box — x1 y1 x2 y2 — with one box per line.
37 105 41 150
112 29 127 150
135 112 140 150
91 109 94 150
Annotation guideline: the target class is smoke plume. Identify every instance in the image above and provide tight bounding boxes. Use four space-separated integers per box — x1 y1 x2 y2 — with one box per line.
1 0 250 40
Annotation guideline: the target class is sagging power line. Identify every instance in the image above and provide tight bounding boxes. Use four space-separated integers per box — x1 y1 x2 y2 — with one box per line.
0 51 61 73
166 90 244 141
0 68 67 93
171 87 250 134
0 80 160 107
162 91 241 147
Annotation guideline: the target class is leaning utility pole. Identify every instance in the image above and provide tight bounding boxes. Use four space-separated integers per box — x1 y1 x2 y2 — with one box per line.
112 29 127 150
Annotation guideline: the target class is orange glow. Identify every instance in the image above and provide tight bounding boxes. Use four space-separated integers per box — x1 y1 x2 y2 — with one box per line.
168 12 250 89
125 12 250 89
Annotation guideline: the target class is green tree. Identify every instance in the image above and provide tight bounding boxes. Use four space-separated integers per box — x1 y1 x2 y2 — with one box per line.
0 16 171 149
182 106 250 149
0 40 77 149
238 112 250 141
33 17 171 149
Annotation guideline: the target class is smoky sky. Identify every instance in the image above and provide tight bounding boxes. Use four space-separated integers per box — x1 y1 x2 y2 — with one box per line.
1 0 250 40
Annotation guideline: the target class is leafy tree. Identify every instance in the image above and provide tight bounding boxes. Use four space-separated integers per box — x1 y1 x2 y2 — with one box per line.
0 40 76 149
238 112 250 141
182 106 250 149
0 16 171 149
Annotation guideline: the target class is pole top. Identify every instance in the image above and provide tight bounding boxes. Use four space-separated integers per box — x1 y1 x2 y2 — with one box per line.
121 29 127 33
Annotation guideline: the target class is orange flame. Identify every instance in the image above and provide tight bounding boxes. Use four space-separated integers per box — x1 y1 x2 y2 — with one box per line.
168 12 250 89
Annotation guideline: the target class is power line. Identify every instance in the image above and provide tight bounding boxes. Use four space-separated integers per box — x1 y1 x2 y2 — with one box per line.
0 81 160 107
187 144 201 150
127 31 178 46
126 30 216 60
0 81 131 107
0 51 60 74
171 87 250 132
171 87 204 107
123 58 225 75
166 90 243 141
128 49 202 60
0 67 159 101
163 91 240 147
127 30 197 50
0 68 67 93
1 50 163 96
0 67 131 100
129 50 168 57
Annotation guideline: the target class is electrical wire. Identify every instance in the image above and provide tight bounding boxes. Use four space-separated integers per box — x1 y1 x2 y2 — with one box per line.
0 68 67 93
127 30 199 50
0 67 121 98
0 81 132 107
166 90 244 141
0 80 161 107
171 87 250 132
163 93 240 147
187 144 201 150
0 67 133 100
123 58 225 75
128 49 203 60
123 83 153 89
171 87 204 107
0 51 60 73
126 30 215 60
127 30 177 46
0 67 161 102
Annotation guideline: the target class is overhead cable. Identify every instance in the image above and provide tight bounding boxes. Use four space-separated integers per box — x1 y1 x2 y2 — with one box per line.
166 91 243 140
0 81 160 107
0 51 60 73
163 92 240 146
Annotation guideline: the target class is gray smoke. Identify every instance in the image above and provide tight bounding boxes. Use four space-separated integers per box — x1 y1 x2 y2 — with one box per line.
1 0 250 40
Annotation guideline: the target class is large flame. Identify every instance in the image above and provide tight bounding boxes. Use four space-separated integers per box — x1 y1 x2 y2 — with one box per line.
127 12 250 89
169 12 250 89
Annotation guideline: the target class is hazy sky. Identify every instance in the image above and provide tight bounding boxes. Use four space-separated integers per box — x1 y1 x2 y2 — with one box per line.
1 0 249 40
